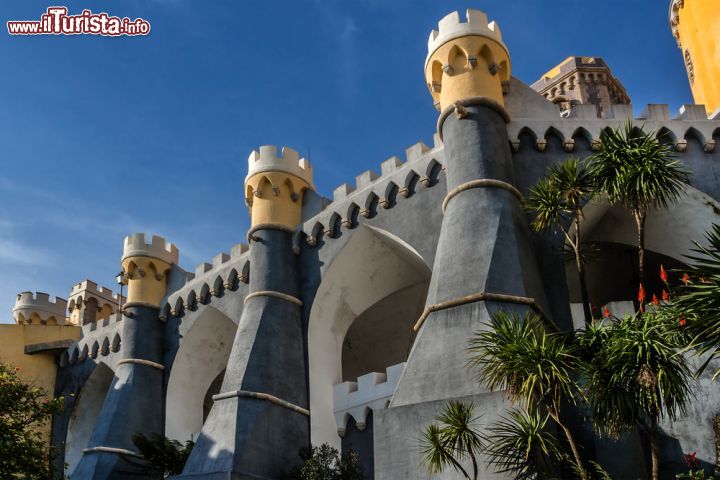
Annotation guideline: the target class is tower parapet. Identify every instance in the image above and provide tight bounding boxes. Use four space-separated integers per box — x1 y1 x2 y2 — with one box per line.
68 280 126 325
425 9 511 112
12 292 68 325
121 233 179 308
244 145 315 230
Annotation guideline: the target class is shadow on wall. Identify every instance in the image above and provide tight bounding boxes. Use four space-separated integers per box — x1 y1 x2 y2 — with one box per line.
64 362 115 476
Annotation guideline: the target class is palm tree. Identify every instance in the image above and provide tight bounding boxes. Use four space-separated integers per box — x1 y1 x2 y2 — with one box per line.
590 122 690 296
420 400 484 480
667 224 720 378
467 311 589 479
482 408 562 480
526 158 596 324
580 312 694 480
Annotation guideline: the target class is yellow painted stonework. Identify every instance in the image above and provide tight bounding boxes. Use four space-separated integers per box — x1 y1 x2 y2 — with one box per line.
672 0 720 114
121 256 173 308
0 323 81 442
245 171 311 229
426 36 510 111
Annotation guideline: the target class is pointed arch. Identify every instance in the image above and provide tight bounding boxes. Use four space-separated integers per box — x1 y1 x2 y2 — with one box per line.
172 297 184 317
361 192 379 218
111 333 121 353
344 203 360 229
59 351 69 367
225 268 239 289
100 337 110 356
308 225 431 449
65 362 115 475
423 159 443 187
186 290 197 311
69 347 79 365
448 44 468 72
685 127 706 146
327 212 342 239
657 126 678 145
80 344 89 362
166 307 237 442
240 261 250 284
571 127 593 150
380 182 399 209
402 170 420 198
199 283 210 305
90 341 99 359
212 275 224 297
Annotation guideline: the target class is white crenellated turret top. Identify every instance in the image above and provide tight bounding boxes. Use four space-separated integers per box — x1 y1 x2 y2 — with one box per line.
122 233 179 265
12 291 68 325
426 9 506 66
245 145 314 190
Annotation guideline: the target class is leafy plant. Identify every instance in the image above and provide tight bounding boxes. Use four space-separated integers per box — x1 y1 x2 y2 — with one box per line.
526 157 596 324
291 443 364 480
131 432 195 478
482 407 562 480
579 312 694 480
420 401 484 480
0 362 65 480
665 224 720 378
589 122 690 293
467 312 589 479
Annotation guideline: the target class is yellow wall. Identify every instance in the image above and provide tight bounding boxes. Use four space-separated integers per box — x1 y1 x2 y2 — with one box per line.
676 0 720 114
0 324 82 442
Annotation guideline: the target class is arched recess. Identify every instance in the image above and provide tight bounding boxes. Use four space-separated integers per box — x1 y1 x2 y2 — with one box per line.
308 225 432 450
165 306 237 442
566 185 720 314
65 362 115 476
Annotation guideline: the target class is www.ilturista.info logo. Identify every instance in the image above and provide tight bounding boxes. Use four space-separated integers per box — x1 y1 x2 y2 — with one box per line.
7 7 150 36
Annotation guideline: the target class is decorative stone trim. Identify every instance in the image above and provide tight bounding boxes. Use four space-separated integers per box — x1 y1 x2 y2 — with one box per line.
442 179 523 213
122 301 160 311
117 358 165 371
82 446 142 458
244 290 303 307
413 291 555 332
212 389 309 416
437 97 511 140
247 223 296 242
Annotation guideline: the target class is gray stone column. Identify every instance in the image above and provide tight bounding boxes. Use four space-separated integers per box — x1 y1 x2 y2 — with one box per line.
70 304 166 479
177 228 309 479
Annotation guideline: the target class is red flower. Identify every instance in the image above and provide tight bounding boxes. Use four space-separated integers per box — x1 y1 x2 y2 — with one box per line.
660 265 668 283
603 307 611 318
14 367 20 372
684 451 698 468
662 290 670 302
638 284 646 304
680 318 687 327
682 273 691 285
652 294 660 306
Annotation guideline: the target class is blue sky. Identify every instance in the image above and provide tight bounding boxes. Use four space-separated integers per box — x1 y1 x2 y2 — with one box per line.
0 0 692 321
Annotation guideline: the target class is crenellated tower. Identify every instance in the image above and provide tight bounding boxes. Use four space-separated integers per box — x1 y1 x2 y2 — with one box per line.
424 9 511 112
377 10 552 478
179 147 313 478
71 234 178 480
244 145 314 230
13 292 68 325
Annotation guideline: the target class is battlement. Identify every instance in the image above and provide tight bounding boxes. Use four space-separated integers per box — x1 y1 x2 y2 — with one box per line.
333 363 405 434
245 145 314 190
427 9 505 65
12 291 68 325
69 279 124 304
122 233 179 265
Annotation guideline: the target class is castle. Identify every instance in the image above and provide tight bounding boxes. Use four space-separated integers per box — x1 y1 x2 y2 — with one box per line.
2 3 720 479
